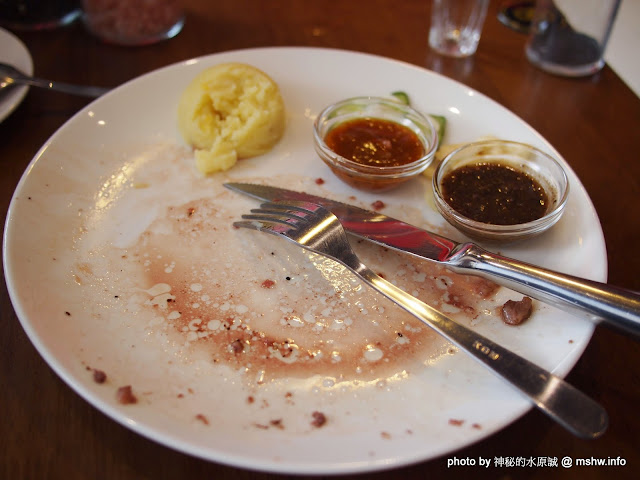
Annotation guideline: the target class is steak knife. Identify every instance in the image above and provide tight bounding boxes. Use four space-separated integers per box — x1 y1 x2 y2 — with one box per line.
225 182 640 337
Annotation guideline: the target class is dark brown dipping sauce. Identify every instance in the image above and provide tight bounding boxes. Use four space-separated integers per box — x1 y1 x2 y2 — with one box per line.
441 162 549 225
325 118 425 167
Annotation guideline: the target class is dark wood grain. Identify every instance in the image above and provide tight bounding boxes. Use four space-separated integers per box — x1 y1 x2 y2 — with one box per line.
1 1 638 479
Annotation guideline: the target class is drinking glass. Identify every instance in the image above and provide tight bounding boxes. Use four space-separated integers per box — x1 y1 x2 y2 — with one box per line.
81 0 184 46
525 0 621 76
429 0 490 58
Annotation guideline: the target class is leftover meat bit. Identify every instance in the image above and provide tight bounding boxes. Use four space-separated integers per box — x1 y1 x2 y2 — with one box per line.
371 200 385 210
92 369 107 384
195 414 209 425
315 178 325 185
261 279 276 288
270 419 284 429
311 411 327 428
116 385 138 405
500 296 533 325
230 339 245 354
448 418 464 426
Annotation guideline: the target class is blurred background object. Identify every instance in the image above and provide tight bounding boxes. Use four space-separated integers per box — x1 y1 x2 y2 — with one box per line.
81 0 184 46
604 0 639 96
428 0 490 57
525 0 621 77
497 0 535 33
0 0 81 30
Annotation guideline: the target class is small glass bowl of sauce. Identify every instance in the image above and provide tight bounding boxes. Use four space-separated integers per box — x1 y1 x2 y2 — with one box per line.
432 140 569 242
313 97 438 191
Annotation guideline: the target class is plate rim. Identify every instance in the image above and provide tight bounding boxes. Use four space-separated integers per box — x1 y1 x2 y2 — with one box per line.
2 46 607 475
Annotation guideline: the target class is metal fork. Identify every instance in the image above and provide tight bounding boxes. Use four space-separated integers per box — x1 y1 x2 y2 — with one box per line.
235 200 608 439
0 62 110 98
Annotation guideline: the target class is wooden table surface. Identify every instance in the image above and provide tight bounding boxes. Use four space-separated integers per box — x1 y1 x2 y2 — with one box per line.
1 1 638 479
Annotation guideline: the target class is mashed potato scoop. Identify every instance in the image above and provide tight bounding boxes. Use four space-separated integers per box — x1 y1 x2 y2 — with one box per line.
177 63 286 174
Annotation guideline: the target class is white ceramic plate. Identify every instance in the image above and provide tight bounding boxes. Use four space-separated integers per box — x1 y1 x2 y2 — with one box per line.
3 47 607 475
0 27 33 122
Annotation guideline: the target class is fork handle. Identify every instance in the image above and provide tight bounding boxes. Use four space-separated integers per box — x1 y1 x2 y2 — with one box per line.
13 75 109 98
352 264 608 439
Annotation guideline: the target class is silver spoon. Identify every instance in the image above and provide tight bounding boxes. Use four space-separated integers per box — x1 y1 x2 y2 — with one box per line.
0 62 110 98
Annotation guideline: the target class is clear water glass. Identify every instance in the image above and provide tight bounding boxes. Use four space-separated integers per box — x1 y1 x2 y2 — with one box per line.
525 0 621 77
429 0 490 58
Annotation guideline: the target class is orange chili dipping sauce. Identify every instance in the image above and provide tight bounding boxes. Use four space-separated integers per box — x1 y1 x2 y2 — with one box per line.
325 118 425 167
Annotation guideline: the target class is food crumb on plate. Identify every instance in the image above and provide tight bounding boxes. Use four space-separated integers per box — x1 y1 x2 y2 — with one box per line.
270 419 285 429
116 385 138 405
195 414 209 425
93 369 107 384
371 200 385 210
311 411 327 428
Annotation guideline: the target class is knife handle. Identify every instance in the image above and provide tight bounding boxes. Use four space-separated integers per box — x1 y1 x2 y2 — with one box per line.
449 244 640 337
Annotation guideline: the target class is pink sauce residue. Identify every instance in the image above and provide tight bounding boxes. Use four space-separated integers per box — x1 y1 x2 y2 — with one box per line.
73 144 499 385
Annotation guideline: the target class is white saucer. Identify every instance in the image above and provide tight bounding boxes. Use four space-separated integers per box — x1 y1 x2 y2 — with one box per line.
0 27 33 122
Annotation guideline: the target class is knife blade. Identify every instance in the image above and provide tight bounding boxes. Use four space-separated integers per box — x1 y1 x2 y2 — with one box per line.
225 182 640 337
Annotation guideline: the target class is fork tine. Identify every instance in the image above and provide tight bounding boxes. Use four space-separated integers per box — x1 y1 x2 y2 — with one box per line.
235 201 343 253
240 201 323 227
243 210 303 224
240 212 300 226
234 215 300 235
235 201 306 231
